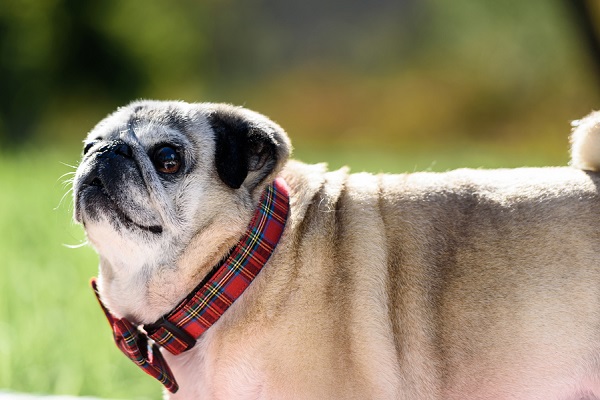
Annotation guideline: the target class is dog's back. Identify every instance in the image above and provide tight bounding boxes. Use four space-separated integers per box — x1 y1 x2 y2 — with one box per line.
75 102 600 399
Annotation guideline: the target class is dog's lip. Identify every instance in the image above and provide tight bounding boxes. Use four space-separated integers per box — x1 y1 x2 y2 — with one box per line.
78 182 163 235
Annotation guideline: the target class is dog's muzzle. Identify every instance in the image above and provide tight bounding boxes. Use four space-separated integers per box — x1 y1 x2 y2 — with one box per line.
75 139 163 233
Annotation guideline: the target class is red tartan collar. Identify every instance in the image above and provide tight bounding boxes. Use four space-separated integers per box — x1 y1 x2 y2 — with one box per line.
91 178 290 393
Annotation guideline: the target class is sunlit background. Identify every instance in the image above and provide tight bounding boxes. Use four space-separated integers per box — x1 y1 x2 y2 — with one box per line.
1 0 599 398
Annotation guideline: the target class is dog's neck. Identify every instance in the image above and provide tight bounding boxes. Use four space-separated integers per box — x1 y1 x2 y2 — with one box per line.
92 178 291 394
96 214 250 324
94 179 286 325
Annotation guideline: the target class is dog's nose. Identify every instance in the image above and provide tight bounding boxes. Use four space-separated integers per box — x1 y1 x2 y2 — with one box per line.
81 140 134 188
95 140 134 159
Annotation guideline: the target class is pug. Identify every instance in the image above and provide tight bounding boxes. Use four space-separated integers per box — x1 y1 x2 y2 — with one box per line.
73 101 600 400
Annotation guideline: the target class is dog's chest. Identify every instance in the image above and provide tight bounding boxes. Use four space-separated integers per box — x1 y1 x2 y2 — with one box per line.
163 333 268 400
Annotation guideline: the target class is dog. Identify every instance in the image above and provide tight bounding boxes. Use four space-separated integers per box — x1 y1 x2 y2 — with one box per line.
73 101 600 399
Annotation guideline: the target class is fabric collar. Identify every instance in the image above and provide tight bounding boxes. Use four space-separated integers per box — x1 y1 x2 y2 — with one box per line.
91 177 290 393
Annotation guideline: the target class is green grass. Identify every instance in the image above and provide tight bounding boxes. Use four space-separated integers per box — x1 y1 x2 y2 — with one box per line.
0 142 570 399
0 147 163 399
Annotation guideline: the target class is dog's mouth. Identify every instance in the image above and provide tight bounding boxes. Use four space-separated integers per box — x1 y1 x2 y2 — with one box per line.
81 177 163 235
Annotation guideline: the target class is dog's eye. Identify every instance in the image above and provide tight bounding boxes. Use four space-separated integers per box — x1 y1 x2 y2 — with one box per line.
152 146 181 174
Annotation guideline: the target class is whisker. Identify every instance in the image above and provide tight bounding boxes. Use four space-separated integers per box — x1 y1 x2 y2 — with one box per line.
60 177 75 188
58 174 76 186
58 171 76 180
55 187 74 210
60 162 79 169
63 241 88 249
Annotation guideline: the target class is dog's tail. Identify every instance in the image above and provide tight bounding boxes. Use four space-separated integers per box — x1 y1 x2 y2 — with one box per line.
571 111 600 171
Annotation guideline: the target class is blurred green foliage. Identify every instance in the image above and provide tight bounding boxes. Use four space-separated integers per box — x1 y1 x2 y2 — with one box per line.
0 0 598 156
1 0 600 398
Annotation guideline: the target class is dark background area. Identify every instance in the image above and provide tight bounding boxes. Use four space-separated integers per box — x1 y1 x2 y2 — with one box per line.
1 0 598 161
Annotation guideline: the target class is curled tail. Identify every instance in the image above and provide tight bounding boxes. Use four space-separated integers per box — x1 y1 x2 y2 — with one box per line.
571 111 600 171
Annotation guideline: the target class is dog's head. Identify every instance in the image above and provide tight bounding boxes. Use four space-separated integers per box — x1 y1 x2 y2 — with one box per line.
73 101 291 319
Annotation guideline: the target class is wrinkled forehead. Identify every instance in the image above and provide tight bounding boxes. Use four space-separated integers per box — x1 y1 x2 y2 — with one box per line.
86 102 209 149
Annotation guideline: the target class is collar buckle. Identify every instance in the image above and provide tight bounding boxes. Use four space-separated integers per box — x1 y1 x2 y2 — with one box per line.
145 317 197 355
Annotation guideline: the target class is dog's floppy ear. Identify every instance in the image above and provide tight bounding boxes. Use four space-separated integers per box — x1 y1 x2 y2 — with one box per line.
208 105 291 190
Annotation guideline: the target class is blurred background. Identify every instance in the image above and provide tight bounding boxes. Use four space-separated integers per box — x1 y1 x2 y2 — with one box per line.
0 0 599 398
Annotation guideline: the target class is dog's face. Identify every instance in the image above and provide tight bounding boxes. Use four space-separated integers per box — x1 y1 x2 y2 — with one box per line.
73 101 290 317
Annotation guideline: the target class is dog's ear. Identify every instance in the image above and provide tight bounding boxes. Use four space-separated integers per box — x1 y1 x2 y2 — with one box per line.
208 105 291 190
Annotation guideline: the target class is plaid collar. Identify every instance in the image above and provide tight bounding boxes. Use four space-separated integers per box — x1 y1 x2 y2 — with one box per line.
91 178 290 393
